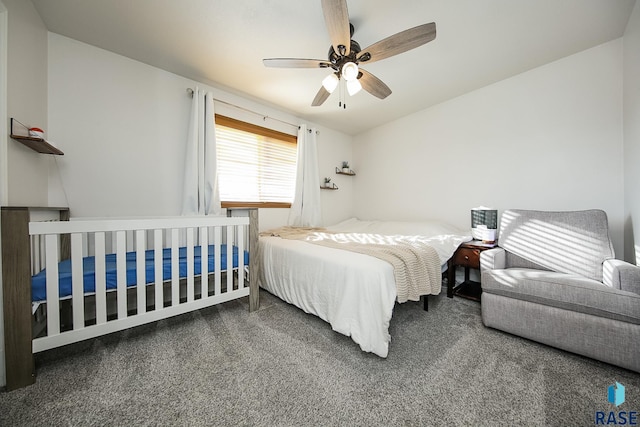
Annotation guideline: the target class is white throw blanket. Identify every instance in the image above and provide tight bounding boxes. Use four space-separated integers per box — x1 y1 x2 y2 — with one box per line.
262 227 441 302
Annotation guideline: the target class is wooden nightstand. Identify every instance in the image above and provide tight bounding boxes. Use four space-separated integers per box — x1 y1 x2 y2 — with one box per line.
447 240 497 301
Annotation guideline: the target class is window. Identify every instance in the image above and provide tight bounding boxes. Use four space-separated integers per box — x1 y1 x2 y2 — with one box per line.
215 115 297 208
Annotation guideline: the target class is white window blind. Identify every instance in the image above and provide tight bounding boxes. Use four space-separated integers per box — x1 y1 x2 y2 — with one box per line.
215 115 297 207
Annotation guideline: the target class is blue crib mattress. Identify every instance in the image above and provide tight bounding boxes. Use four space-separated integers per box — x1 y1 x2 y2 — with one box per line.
31 245 249 302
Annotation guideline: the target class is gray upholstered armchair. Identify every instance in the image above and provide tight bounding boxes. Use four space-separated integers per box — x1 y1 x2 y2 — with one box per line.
480 209 640 372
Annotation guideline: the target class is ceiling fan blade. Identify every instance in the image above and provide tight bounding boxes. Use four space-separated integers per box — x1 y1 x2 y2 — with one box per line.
359 69 392 99
263 58 332 68
357 22 436 64
321 0 351 56
311 86 331 106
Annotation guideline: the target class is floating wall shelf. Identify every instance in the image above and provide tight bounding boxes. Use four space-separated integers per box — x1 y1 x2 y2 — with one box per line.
335 167 355 176
10 118 63 155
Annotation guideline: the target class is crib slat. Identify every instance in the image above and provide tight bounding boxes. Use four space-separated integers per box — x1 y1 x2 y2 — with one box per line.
237 225 245 288
186 227 194 302
95 232 107 325
45 234 61 336
226 225 233 293
154 229 163 309
200 227 209 298
116 231 127 319
136 229 146 314
171 228 179 306
214 226 221 296
71 233 85 330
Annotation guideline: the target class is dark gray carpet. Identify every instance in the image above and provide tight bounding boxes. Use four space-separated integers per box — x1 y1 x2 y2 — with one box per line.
0 289 638 426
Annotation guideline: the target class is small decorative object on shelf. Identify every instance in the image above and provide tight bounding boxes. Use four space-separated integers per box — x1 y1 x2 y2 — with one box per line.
28 127 44 138
9 118 63 155
341 161 350 173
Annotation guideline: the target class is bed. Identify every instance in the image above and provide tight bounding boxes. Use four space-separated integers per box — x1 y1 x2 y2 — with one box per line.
1 207 259 391
258 218 471 358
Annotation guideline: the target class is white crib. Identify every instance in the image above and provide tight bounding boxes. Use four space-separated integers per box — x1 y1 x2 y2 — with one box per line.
1 207 259 391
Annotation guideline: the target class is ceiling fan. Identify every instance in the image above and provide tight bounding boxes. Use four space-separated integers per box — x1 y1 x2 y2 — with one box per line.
263 0 436 108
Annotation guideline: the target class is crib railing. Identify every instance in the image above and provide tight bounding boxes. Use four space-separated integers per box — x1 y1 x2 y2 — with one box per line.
29 216 250 353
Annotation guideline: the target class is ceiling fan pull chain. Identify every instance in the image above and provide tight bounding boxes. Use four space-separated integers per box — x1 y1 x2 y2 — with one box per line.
342 79 346 109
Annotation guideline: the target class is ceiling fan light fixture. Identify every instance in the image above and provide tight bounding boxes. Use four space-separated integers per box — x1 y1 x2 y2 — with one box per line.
322 73 339 93
347 78 362 96
341 62 359 81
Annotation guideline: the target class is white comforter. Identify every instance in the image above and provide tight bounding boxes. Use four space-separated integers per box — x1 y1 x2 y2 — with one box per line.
258 218 471 357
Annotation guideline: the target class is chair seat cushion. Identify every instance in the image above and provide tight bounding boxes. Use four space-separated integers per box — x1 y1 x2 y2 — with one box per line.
481 268 640 325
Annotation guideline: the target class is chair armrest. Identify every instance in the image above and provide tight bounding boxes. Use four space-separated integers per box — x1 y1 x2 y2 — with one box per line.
480 247 506 271
603 259 640 294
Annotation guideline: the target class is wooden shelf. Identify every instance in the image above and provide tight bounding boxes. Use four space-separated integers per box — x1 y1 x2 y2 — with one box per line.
10 118 64 155
10 135 64 155
320 185 339 190
335 167 355 176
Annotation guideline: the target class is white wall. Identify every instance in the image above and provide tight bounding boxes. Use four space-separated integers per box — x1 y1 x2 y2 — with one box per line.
353 39 626 258
624 0 640 264
5 0 48 206
47 33 354 229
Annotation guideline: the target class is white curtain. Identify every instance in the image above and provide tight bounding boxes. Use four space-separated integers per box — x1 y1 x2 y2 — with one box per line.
181 87 222 215
288 124 322 227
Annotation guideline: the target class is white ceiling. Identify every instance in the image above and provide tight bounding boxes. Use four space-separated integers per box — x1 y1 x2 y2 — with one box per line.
31 0 636 136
